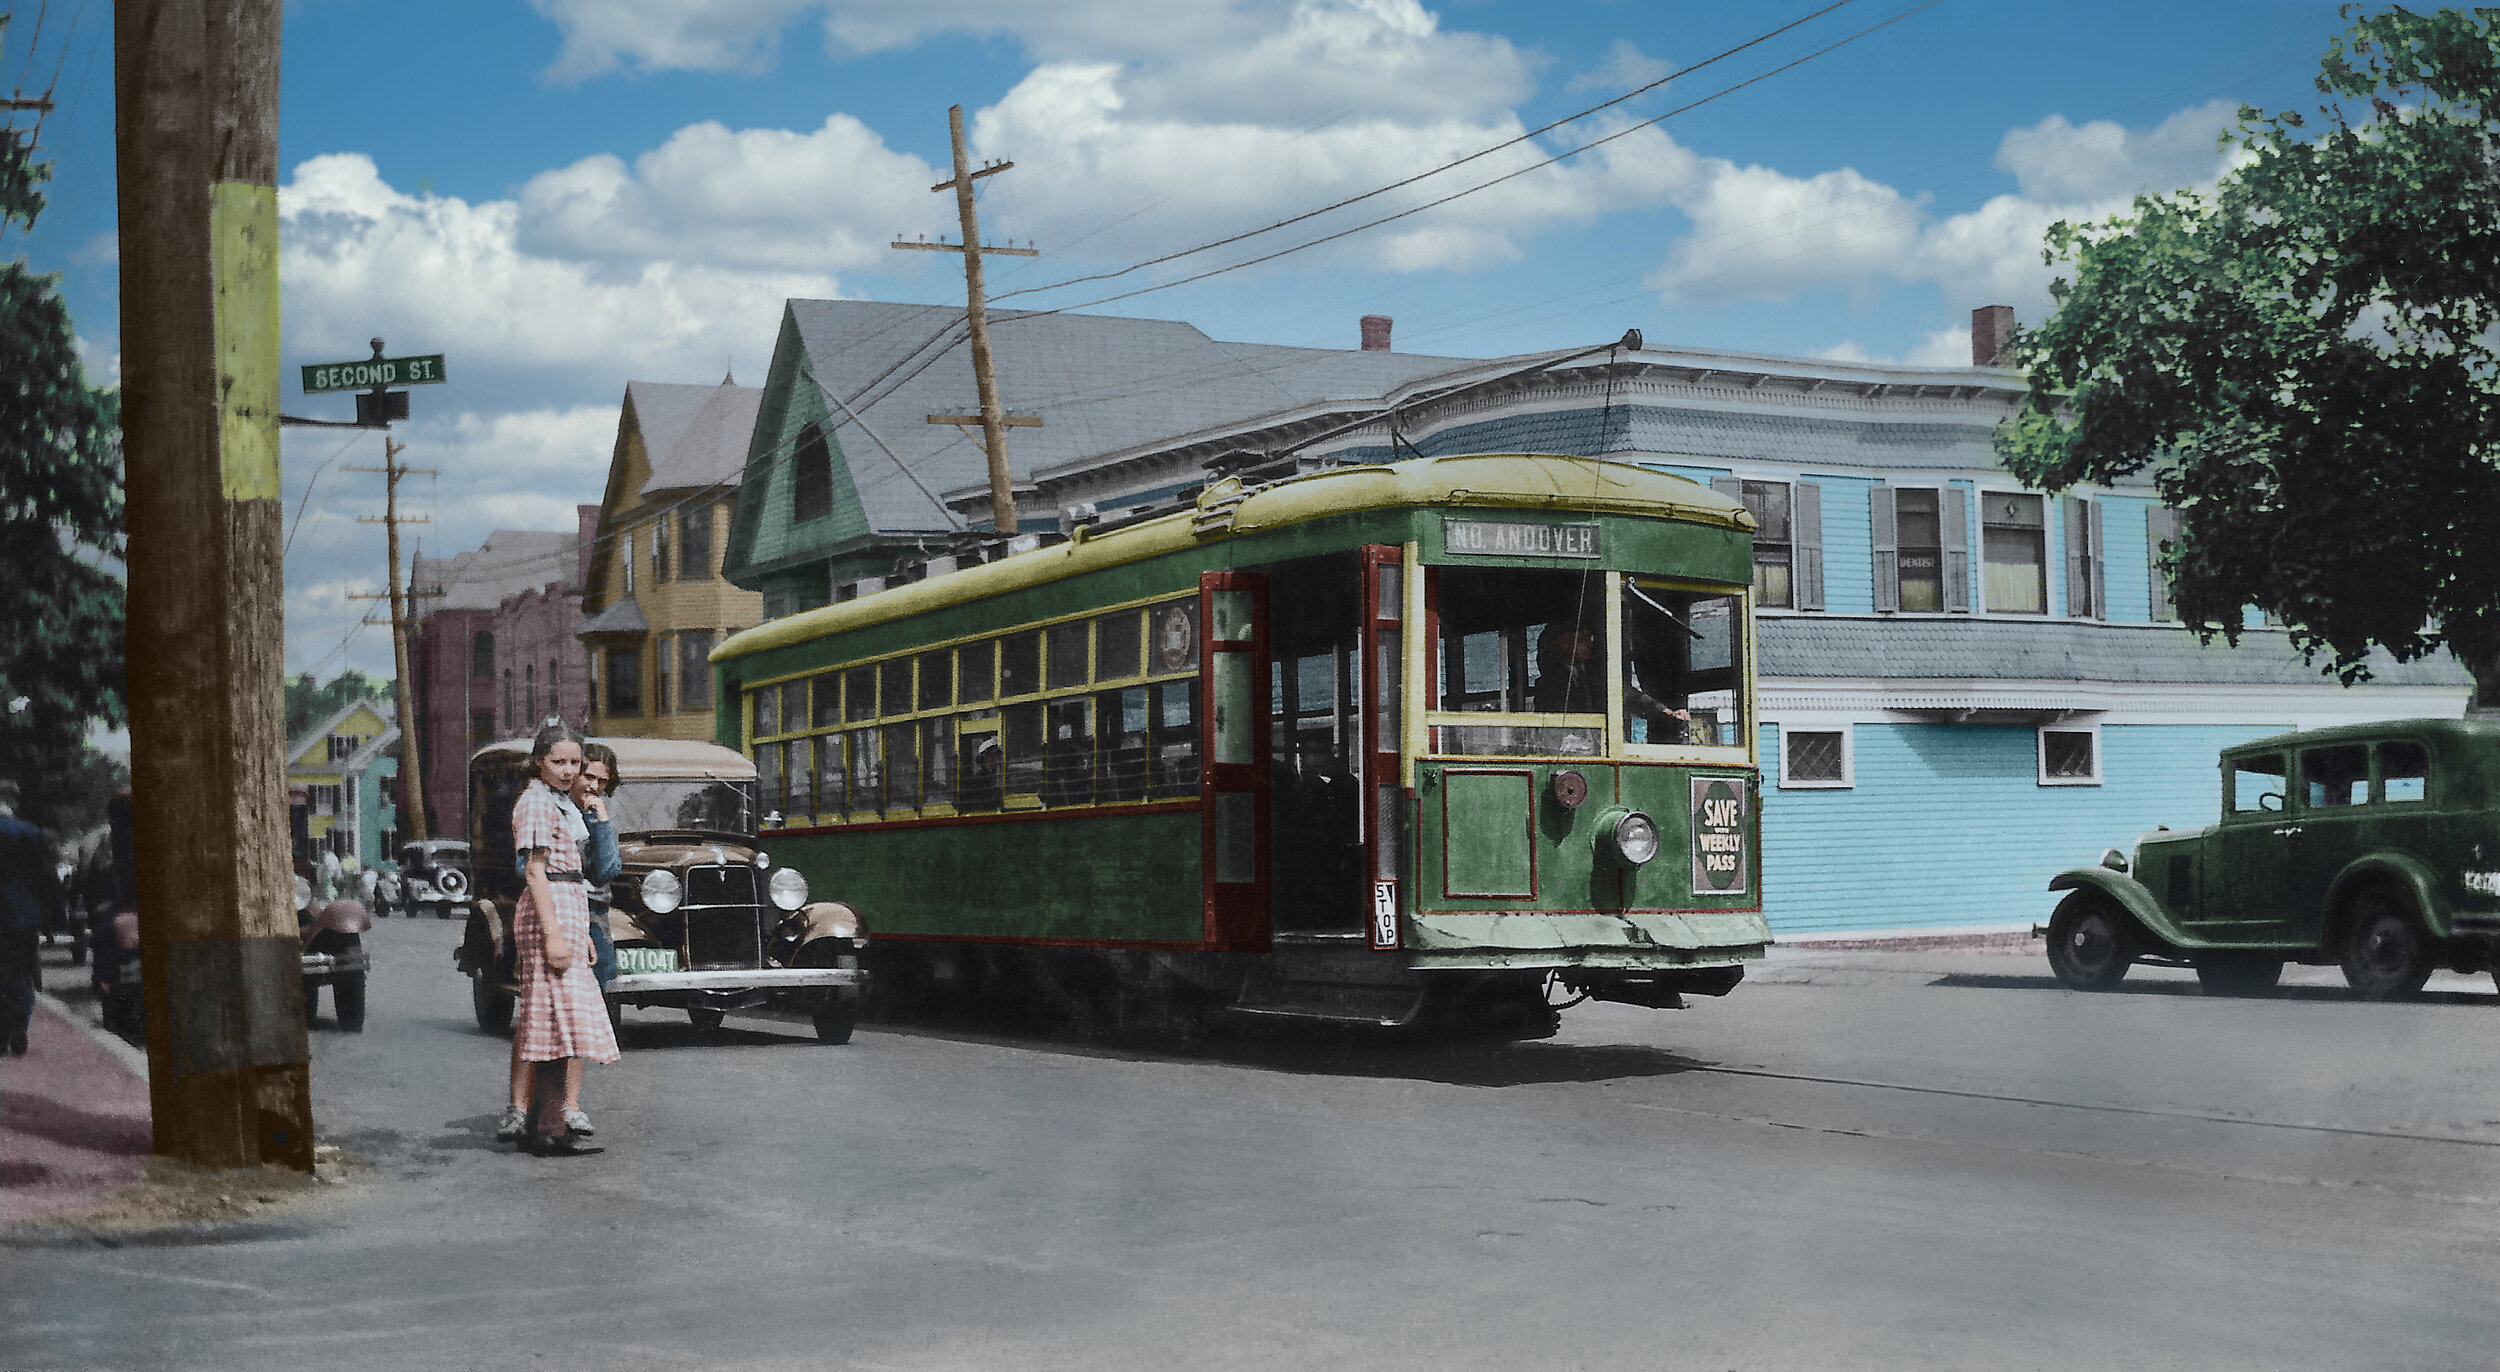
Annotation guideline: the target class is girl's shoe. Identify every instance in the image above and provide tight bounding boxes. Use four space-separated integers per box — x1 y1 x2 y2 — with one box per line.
562 1108 594 1137
495 1106 527 1143
531 1129 591 1157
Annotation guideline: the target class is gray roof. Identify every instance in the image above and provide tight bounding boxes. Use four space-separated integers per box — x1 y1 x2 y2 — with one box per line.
787 300 1473 534
575 595 648 636
629 380 762 498
1761 617 2475 687
411 530 578 613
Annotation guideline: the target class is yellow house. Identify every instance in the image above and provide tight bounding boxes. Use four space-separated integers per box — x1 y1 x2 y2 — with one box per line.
579 378 765 741
286 698 400 864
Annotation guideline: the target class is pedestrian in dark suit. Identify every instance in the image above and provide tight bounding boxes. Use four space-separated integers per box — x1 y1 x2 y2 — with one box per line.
0 779 61 1057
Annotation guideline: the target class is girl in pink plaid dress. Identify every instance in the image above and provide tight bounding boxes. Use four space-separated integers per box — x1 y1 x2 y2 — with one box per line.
511 727 617 1154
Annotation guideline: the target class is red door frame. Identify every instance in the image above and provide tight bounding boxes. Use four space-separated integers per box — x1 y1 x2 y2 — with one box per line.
1359 545 1405 950
1199 571 1270 952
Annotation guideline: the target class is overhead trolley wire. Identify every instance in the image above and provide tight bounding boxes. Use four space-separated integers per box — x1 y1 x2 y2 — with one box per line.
989 0 1862 306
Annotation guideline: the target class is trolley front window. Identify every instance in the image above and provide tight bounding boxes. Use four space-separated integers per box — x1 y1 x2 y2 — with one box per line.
1624 580 1745 748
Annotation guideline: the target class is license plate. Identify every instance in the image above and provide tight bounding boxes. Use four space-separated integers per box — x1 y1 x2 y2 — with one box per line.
614 946 679 975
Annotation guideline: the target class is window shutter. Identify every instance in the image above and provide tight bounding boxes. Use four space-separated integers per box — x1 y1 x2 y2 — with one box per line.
1869 485 1898 612
1942 485 1971 613
1794 480 1824 611
2087 498 2106 620
2063 496 2091 618
2147 505 2181 621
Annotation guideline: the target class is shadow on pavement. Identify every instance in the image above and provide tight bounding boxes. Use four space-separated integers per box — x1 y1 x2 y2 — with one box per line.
0 1089 152 1155
1932 971 2500 1006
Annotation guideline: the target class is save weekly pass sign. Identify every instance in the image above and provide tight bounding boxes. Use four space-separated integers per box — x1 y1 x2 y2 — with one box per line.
1690 776 1749 895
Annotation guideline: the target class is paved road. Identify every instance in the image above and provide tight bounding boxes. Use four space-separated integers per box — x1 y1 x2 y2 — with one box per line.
8 917 2499 1370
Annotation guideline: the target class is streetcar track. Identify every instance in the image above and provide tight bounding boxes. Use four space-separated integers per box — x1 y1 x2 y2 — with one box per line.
1683 1064 2500 1150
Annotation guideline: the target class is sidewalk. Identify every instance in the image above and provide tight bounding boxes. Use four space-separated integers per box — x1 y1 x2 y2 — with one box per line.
2 947 152 1225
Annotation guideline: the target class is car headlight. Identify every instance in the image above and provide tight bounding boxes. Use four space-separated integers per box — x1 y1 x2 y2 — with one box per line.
2101 847 2130 874
294 875 312 912
1596 807 1660 867
768 866 809 911
753 850 770 869
640 868 682 915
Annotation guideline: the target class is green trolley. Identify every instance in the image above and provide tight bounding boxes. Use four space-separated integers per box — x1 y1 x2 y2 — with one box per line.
713 452 1770 1035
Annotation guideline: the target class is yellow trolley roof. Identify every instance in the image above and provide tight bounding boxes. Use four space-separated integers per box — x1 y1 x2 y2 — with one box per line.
715 452 1750 665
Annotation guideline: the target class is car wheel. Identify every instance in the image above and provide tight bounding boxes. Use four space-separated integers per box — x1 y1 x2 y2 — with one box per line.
812 1001 856 1045
471 976 515 1035
334 973 368 1033
687 1008 726 1031
2194 953 2284 996
2341 888 2434 1000
2046 892 2136 990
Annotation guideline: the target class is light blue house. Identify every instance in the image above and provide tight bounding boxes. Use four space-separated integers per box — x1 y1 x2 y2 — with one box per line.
945 310 2471 939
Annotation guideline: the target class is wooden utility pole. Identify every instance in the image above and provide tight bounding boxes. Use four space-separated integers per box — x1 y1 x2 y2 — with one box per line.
116 0 314 1171
347 435 438 842
892 105 1038 535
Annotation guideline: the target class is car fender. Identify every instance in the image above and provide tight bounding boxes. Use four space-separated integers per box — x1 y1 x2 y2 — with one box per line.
2046 867 2203 952
2324 852 2450 940
794 900 867 943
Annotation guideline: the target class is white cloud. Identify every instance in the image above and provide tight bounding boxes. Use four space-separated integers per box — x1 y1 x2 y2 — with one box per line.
516 115 943 272
72 231 117 267
1566 38 1668 95
280 153 837 404
1648 100 2249 324
73 334 119 388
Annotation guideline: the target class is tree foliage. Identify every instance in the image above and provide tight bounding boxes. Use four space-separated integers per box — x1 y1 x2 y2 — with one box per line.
2000 6 2500 697
0 106 125 797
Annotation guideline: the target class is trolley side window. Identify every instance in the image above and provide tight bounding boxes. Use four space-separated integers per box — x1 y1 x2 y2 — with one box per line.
1623 581 1745 748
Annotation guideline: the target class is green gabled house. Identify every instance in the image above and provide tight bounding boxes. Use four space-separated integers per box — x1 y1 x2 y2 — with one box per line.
721 299 1470 617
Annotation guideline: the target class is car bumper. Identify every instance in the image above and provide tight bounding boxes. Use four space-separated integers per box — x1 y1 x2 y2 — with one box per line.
605 967 862 995
301 950 371 980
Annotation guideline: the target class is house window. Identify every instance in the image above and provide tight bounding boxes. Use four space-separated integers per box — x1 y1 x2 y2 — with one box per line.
1896 488 1945 612
503 670 513 731
680 631 715 710
1742 481 1793 609
1779 726 1852 788
1982 493 2047 614
623 532 636 595
655 635 673 715
380 776 399 809
472 630 495 678
2039 725 2101 786
327 734 354 761
794 422 833 524
652 517 670 584
376 827 397 855
607 647 642 715
680 503 713 581
525 665 536 723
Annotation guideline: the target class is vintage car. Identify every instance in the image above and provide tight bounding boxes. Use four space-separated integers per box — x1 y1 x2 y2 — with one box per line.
394 838 473 920
2044 718 2500 998
296 877 374 1032
456 737 867 1043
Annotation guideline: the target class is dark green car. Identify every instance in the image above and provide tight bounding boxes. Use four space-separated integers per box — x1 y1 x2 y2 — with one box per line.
2044 718 2500 998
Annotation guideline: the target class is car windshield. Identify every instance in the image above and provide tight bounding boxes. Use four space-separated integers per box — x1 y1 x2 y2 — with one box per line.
607 779 757 836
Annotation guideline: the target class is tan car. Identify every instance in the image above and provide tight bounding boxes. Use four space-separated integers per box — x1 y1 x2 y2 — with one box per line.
455 737 868 1043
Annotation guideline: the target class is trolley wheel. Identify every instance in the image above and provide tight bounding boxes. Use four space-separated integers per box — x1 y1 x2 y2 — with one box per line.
333 973 368 1033
811 1001 855 1045
2194 953 2283 996
687 1008 725 1031
2045 891 2136 990
471 976 514 1035
2341 887 2433 1000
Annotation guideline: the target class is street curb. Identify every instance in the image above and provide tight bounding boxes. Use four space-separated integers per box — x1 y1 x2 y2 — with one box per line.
37 989 149 1083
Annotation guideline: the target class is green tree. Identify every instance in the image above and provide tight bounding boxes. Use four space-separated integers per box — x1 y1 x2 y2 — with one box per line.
284 668 397 743
0 103 126 807
2000 6 2500 701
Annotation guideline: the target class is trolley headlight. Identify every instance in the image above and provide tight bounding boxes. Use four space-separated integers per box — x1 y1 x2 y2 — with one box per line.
768 866 809 912
639 868 683 915
1597 807 1661 867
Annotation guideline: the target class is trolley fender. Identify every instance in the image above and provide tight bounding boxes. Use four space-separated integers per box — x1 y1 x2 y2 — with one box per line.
2323 852 2450 939
2047 867 2204 953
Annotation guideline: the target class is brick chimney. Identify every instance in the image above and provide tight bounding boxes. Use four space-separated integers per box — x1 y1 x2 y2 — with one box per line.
1360 314 1393 352
1971 304 2015 367
575 504 599 593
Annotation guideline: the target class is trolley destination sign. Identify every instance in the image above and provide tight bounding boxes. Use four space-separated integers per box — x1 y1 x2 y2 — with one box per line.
301 354 448 394
1441 517 1601 558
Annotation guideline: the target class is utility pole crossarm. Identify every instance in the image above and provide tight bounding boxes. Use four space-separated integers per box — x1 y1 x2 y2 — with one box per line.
927 413 1042 428
891 239 1039 257
930 159 1013 192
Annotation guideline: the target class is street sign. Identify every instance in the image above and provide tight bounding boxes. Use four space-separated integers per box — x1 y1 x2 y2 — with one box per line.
300 354 447 394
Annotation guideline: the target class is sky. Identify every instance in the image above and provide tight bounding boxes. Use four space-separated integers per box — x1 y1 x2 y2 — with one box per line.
11 0 2366 685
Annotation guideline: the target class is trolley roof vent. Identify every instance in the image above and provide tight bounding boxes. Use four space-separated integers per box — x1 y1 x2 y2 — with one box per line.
1191 477 1248 536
